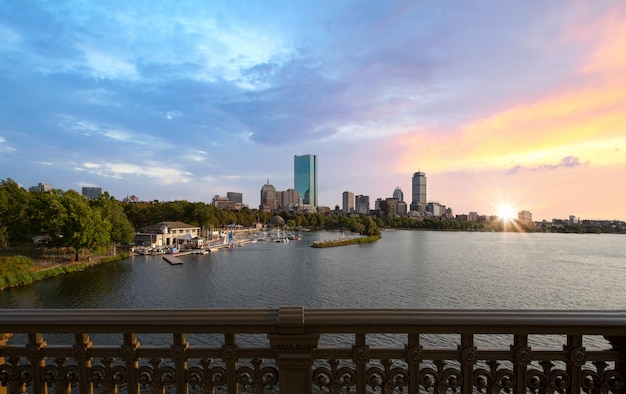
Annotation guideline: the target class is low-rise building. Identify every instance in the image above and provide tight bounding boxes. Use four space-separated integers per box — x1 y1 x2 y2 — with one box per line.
134 221 201 247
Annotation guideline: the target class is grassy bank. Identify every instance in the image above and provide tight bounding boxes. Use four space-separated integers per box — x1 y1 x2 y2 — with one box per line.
0 253 129 290
311 234 382 248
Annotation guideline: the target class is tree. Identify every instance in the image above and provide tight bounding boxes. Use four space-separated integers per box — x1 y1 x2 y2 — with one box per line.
27 189 67 240
0 178 31 243
59 190 112 261
91 193 135 245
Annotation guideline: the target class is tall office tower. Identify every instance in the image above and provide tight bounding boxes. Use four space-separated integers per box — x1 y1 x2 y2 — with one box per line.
392 187 404 202
294 154 318 206
342 191 354 213
259 180 277 212
355 195 370 214
226 192 243 204
411 172 427 206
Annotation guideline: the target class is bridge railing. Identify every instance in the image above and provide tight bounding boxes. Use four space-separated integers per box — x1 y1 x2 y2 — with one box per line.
1 307 626 393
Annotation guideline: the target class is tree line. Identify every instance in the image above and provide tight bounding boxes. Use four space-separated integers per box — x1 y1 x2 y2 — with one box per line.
0 179 381 260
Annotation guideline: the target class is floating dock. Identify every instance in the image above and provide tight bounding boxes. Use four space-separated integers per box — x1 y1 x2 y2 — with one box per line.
163 255 183 265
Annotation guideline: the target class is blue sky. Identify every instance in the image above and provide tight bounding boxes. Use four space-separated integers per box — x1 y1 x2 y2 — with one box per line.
2 1 626 220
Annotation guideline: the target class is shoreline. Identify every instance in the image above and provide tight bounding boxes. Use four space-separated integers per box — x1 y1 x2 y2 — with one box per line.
0 253 129 290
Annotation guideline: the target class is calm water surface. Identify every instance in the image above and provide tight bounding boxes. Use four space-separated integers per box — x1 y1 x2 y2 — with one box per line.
2 230 625 310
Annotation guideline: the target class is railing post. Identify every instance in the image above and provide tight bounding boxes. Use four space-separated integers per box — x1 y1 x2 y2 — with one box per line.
121 333 140 394
171 334 189 394
604 335 626 394
459 334 476 394
0 333 12 394
73 333 93 394
565 335 584 394
269 306 319 394
28 333 46 394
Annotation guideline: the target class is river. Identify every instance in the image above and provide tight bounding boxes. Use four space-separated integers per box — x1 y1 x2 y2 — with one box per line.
1 230 625 311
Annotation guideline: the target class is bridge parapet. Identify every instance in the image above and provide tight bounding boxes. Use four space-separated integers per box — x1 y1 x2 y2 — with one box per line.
1 308 626 393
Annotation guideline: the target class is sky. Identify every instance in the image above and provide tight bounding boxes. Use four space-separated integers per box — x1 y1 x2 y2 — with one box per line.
1 1 625 221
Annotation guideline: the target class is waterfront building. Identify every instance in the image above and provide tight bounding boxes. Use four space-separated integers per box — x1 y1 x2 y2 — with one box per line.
411 172 426 211
277 188 302 211
294 154 318 206
212 195 245 211
28 182 52 193
134 221 201 247
355 195 370 215
469 211 478 222
427 202 445 217
397 201 408 216
393 186 404 202
518 210 533 225
260 180 277 212
380 198 399 217
342 191 354 214
227 192 243 204
81 186 102 199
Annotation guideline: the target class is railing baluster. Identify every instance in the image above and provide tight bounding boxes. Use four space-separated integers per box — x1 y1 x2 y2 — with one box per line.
566 335 584 394
0 333 12 394
353 333 367 394
460 334 475 393
223 333 238 394
406 333 420 394
122 333 139 394
171 333 189 394
73 333 92 394
28 333 46 394
513 334 530 394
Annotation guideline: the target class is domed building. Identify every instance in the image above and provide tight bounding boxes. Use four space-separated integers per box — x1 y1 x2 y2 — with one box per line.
393 187 404 202
268 215 285 227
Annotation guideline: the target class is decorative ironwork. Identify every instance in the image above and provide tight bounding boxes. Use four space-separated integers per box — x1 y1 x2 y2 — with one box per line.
473 360 515 393
87 357 127 393
236 358 278 393
366 359 409 393
1 308 626 393
313 359 356 393
186 358 227 392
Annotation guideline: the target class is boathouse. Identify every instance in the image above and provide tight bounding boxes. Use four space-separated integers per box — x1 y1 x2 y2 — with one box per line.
133 221 201 247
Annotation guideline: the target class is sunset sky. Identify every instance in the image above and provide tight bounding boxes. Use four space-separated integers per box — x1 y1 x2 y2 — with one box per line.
1 1 625 221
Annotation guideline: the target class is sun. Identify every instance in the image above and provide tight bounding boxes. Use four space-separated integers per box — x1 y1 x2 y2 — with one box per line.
497 203 517 221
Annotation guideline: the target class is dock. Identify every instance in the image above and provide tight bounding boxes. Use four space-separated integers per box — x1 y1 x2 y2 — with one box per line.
163 255 183 265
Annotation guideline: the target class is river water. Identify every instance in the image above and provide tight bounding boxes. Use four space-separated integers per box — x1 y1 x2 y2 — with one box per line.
1 230 625 310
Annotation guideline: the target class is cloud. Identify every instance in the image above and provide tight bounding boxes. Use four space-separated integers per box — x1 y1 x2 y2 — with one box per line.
75 161 193 185
508 156 585 174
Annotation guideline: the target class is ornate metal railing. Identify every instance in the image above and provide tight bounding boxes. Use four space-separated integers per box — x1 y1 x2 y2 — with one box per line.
1 307 626 394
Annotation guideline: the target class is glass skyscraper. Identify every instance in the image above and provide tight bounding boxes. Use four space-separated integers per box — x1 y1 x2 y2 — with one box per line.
294 154 318 206
411 172 427 205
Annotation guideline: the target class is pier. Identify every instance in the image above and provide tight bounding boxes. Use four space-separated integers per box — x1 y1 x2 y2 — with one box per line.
160 239 253 264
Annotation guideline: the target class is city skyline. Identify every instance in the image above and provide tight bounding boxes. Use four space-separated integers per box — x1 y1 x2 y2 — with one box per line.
1 2 626 221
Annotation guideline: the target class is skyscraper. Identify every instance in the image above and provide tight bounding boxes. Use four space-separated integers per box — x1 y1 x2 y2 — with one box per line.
392 187 404 202
342 191 354 213
411 172 426 210
294 154 318 206
259 180 277 212
355 195 370 214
